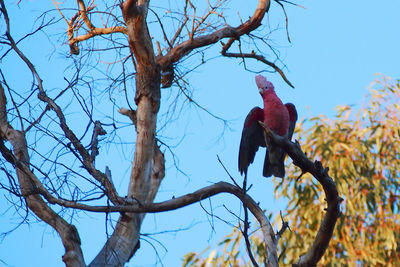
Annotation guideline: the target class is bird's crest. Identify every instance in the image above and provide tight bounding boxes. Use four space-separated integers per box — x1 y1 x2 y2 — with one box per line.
255 75 274 90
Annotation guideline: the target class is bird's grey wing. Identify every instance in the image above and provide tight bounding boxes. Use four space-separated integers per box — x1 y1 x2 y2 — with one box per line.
238 107 265 176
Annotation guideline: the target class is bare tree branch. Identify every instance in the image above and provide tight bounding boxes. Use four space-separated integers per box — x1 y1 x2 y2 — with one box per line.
0 7 123 205
276 210 290 241
118 107 137 127
0 127 276 266
275 0 291 43
55 0 294 87
77 0 95 30
89 120 106 163
66 0 127 55
242 205 260 267
156 0 272 68
260 121 342 267
221 50 294 88
0 72 86 267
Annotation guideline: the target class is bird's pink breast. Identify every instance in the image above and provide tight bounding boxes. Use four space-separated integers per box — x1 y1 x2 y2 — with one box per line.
263 91 289 136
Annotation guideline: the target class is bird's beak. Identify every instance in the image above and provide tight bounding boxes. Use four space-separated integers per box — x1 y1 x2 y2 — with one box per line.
258 87 264 94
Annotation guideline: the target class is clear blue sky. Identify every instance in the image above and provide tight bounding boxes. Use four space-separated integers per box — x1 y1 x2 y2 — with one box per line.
1 1 400 266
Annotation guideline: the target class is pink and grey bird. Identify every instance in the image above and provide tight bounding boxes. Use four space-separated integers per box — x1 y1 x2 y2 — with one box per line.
238 75 297 178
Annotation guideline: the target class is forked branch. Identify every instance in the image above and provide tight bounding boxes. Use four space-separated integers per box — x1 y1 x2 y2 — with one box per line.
260 121 342 267
157 0 272 68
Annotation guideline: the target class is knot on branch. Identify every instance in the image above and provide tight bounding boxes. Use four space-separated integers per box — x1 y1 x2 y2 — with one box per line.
62 251 80 265
37 91 47 102
118 108 137 127
161 64 174 88
314 160 322 171
90 121 106 163
152 146 165 180
314 160 330 177
70 43 80 55
121 0 145 20
134 67 161 112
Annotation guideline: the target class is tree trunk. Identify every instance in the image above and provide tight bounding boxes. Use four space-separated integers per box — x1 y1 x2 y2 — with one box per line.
89 1 162 265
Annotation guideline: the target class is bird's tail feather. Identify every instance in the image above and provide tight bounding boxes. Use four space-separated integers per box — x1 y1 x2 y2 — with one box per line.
263 147 285 178
263 150 273 177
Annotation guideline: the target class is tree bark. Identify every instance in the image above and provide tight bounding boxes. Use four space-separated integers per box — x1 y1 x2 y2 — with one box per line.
89 1 162 265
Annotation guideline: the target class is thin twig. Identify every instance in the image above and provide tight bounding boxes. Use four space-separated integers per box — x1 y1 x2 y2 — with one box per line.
222 51 294 88
217 155 240 188
275 0 291 43
242 205 260 267
149 8 172 49
276 210 291 240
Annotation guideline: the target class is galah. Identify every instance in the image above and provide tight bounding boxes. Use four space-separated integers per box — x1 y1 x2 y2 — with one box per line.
238 75 297 178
